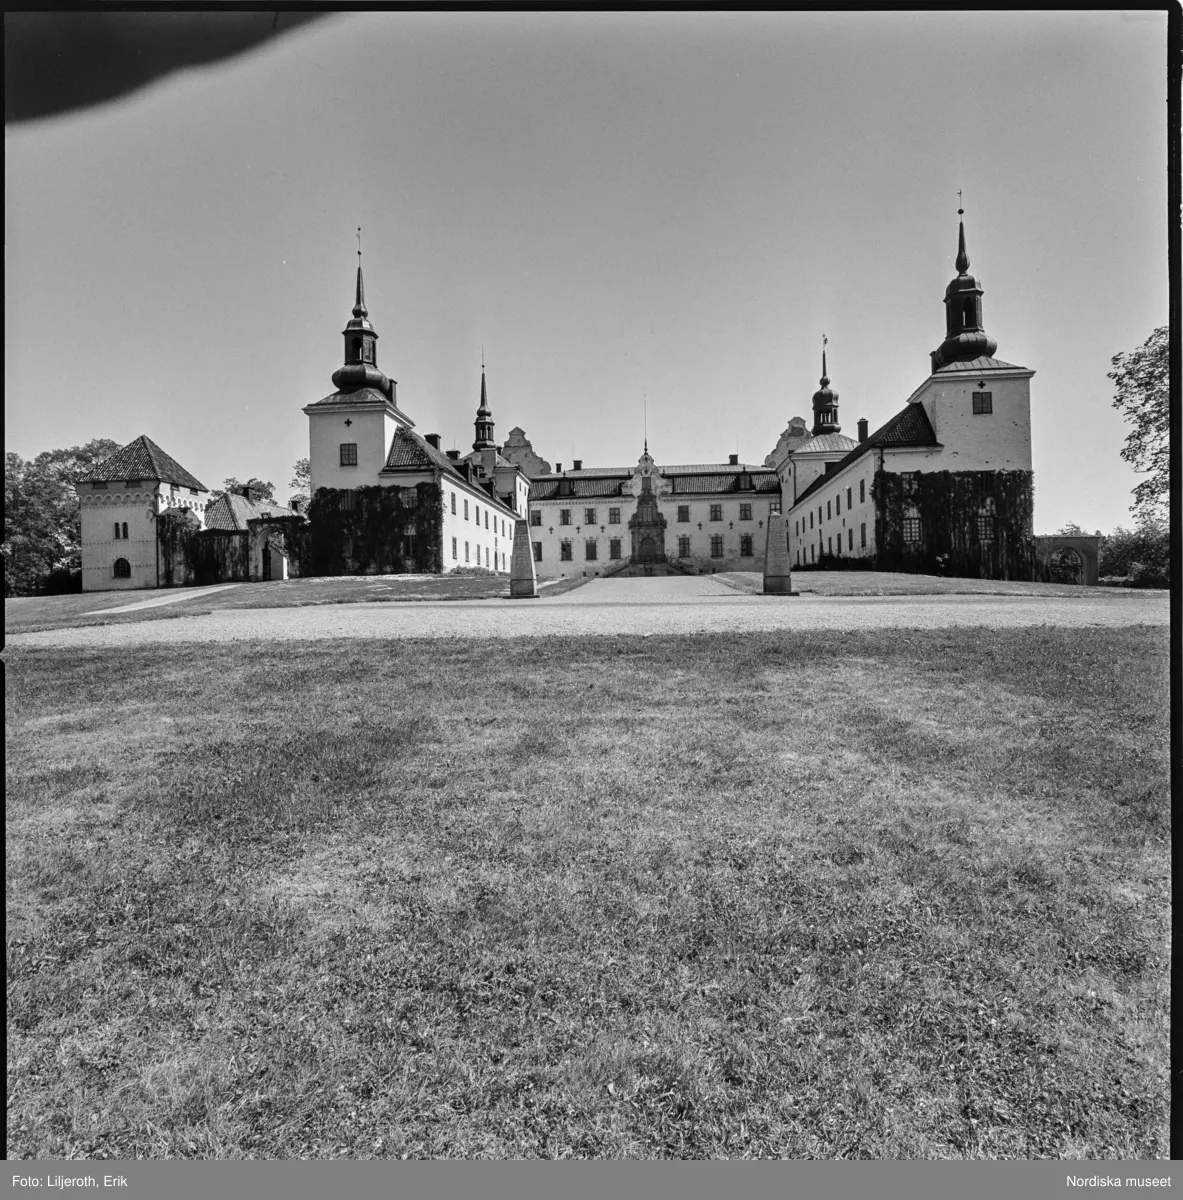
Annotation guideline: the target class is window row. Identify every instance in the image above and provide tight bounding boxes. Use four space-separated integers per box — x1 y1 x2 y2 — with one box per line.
795 480 867 536
541 502 756 528
537 535 756 562
449 492 508 535
450 538 505 569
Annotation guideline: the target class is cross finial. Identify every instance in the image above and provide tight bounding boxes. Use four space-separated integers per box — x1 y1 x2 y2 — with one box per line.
957 190 963 216
357 226 362 261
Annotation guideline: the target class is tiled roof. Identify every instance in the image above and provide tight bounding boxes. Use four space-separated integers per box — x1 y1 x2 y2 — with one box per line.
205 492 303 531
528 468 782 502
933 356 1024 373
529 477 631 500
77 435 207 491
791 433 859 455
308 387 417 425
382 427 463 475
667 471 780 495
792 402 940 508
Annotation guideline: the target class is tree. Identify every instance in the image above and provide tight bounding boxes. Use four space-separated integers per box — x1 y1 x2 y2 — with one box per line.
3 438 122 595
219 476 275 501
289 458 310 508
1099 520 1169 587
1109 326 1168 523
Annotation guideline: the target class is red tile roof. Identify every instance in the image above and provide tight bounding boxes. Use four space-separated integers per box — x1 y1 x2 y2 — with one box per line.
76 435 206 491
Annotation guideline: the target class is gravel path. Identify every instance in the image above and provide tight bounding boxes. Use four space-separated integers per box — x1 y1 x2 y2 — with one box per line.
5 576 1168 649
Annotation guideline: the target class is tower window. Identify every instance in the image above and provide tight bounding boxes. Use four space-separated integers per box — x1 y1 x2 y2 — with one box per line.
122 522 128 539
903 517 921 543
973 392 993 415
113 558 131 579
113 522 121 539
340 443 358 466
351 337 362 362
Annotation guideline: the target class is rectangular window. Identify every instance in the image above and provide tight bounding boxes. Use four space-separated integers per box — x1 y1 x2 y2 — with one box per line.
818 506 823 525
709 504 723 522
464 499 469 520
341 489 355 511
533 541 542 562
835 495 840 516
609 507 621 525
451 492 457 515
92 481 108 490
530 510 542 526
677 505 690 523
340 443 358 466
677 535 691 558
560 509 571 525
452 537 457 560
465 542 470 562
740 534 753 557
827 501 832 520
585 508 597 526
903 517 922 543
710 535 724 558
475 504 480 525
847 487 853 508
485 547 490 566
739 503 752 521
809 512 814 529
560 540 572 561
848 528 854 551
860 522 867 548
977 515 995 542
859 479 866 504
402 487 418 507
810 544 815 563
484 512 489 529
609 538 622 560
585 539 597 561
828 536 832 555
973 391 993 415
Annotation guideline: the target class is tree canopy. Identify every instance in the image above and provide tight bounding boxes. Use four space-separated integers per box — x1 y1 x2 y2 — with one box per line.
219 476 276 501
1109 326 1168 523
3 439 122 595
289 458 310 508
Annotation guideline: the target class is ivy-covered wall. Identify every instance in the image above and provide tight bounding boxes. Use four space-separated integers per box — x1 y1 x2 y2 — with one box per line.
158 511 310 586
872 469 1037 580
307 481 443 576
156 509 202 588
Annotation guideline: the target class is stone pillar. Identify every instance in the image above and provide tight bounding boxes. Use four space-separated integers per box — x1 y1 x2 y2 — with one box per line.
510 518 538 598
763 511 797 595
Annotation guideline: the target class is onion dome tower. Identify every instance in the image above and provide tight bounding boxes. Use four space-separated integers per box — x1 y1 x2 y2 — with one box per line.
473 358 496 450
811 339 841 436
930 202 998 372
331 229 392 394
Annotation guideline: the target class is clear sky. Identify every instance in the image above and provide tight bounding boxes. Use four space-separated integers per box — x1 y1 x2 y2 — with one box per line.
5 11 1169 531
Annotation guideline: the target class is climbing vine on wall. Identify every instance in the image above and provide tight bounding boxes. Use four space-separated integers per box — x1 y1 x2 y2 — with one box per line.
155 509 202 588
308 480 443 575
872 469 1037 580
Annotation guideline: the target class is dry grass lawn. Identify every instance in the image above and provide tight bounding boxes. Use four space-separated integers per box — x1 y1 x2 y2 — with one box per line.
5 627 1170 1159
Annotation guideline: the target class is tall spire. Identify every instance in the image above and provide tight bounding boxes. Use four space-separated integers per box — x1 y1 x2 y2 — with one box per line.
331 229 391 396
473 354 496 450
811 334 841 436
353 226 368 318
931 198 998 371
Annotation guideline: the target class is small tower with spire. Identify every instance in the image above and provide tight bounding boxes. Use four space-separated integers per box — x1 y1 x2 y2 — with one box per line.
473 355 496 451
931 199 998 372
811 336 841 436
331 227 393 396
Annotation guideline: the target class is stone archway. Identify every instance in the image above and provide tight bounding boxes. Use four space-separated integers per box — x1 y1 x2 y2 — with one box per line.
1033 535 1100 586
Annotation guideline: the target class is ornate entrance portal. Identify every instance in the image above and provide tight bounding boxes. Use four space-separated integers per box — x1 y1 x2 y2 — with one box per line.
628 456 667 566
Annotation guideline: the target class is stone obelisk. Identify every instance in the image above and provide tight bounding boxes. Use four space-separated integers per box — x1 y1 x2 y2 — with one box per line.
509 518 538 598
763 511 797 595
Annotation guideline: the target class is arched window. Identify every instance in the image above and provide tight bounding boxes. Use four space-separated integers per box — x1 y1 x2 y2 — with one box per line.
122 522 128 539
113 558 131 579
113 522 121 539
351 337 362 362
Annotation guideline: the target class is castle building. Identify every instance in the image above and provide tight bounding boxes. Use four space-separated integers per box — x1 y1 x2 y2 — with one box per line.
302 255 526 574
75 435 210 591
783 210 1035 578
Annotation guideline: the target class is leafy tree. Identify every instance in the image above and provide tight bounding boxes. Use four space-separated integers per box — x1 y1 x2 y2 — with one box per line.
289 457 310 508
1109 326 1168 522
3 438 122 595
219 476 276 501
1100 519 1169 587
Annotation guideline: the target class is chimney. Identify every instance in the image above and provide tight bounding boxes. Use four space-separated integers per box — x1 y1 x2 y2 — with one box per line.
289 498 301 514
573 459 583 471
555 462 562 474
446 449 460 461
857 418 868 444
239 485 254 502
425 433 441 450
729 453 739 466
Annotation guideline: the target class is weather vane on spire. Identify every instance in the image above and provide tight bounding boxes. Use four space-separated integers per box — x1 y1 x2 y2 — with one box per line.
356 226 362 262
957 189 963 215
